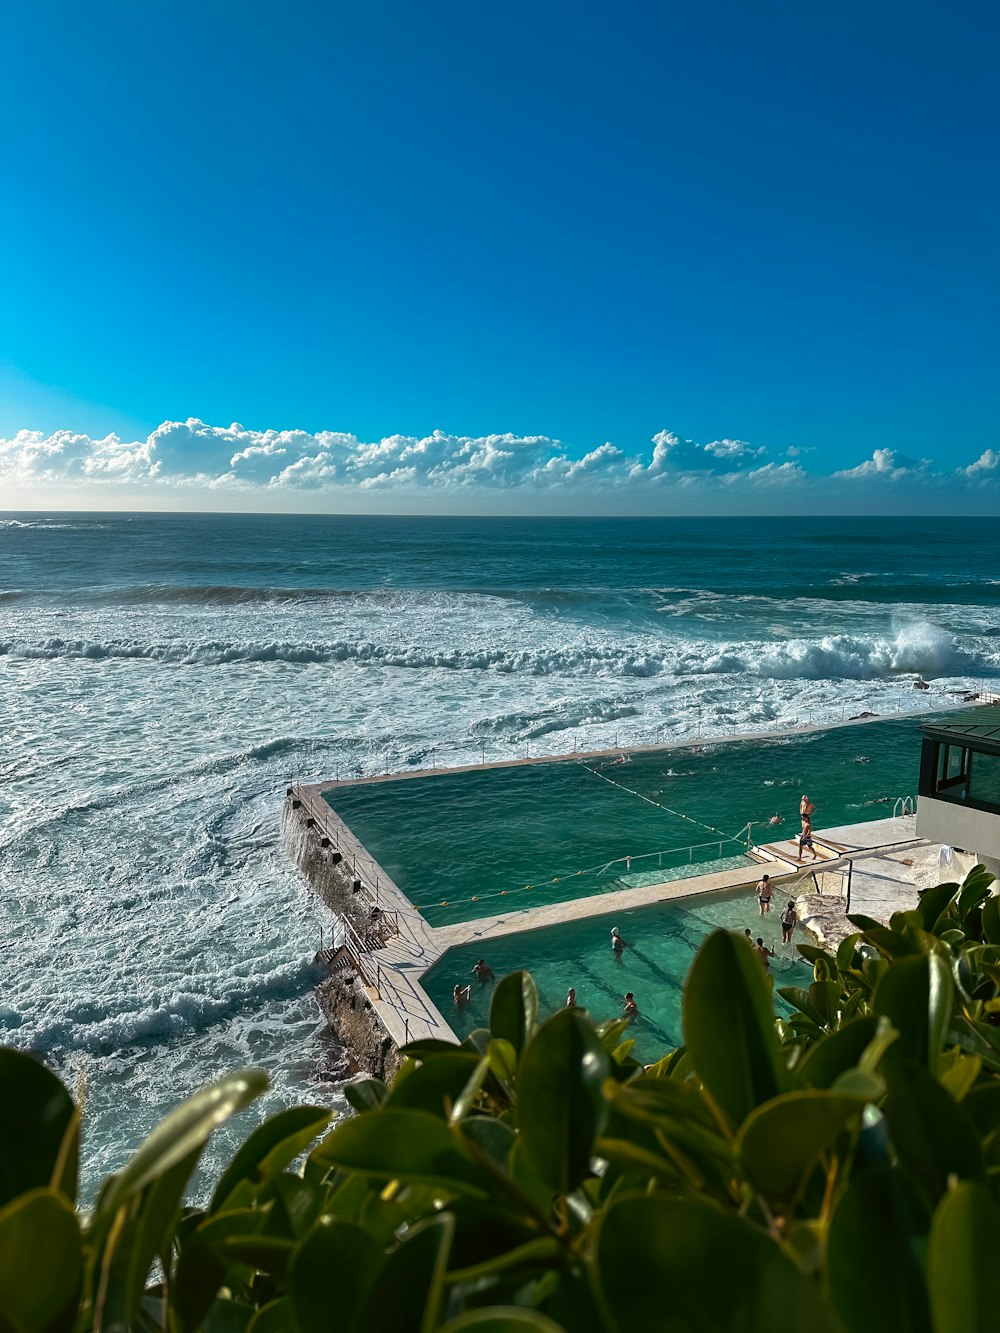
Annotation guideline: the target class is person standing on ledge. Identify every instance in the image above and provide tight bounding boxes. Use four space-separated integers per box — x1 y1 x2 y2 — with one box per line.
800 794 816 829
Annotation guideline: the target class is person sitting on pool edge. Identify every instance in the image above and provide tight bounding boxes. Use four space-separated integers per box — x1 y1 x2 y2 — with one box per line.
623 991 638 1017
453 983 471 1006
472 959 495 984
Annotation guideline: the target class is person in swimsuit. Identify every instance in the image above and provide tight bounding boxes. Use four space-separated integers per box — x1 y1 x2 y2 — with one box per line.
780 900 797 944
755 938 776 969
566 987 577 1007
453 983 472 1006
756 874 773 916
611 926 629 960
798 823 819 861
800 794 816 829
623 991 638 1017
472 959 495 984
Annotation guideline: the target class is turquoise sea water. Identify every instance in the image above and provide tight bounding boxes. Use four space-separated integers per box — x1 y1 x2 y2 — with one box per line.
1 513 998 1191
423 889 812 1063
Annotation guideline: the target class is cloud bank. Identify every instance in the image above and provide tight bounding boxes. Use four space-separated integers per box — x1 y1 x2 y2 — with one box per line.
0 420 996 510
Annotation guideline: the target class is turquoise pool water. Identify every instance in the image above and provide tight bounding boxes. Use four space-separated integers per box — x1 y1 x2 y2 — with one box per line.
328 713 949 925
422 887 811 1064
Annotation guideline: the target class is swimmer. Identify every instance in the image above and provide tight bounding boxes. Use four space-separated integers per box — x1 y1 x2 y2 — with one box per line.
755 937 776 969
780 900 797 945
756 874 773 916
566 987 577 1007
623 991 638 1017
611 926 629 959
472 959 495 984
768 814 782 826
743 927 753 942
453 983 472 1006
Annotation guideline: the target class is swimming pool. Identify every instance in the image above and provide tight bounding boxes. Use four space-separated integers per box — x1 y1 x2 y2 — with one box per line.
327 713 940 925
421 886 811 1064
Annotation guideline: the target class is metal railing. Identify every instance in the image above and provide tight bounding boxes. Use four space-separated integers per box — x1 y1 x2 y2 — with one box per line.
893 795 916 818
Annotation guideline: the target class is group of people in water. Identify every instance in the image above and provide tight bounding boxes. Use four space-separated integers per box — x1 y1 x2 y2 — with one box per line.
451 793 818 1016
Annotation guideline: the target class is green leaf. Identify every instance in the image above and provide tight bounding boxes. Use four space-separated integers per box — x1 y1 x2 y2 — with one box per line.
106 1148 202 1328
98 1069 268 1225
343 1078 388 1113
738 1090 865 1202
309 1108 490 1196
247 1299 293 1333
593 1192 834 1332
359 1213 454 1333
917 881 959 933
883 1062 984 1206
981 894 1000 945
682 928 786 1128
798 1015 880 1088
927 1182 1000 1333
874 952 953 1074
489 971 538 1056
957 866 995 928
827 1166 932 1333
289 1217 381 1333
386 1052 485 1118
776 987 825 1025
210 1105 330 1212
438 1311 566 1332
0 1050 75 1209
0 1187 83 1333
516 1007 610 1195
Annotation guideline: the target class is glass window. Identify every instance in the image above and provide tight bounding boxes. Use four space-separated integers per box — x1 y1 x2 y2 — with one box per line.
935 744 969 793
967 752 1000 810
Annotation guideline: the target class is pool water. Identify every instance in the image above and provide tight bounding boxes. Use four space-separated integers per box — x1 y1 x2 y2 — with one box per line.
328 713 945 925
422 887 812 1063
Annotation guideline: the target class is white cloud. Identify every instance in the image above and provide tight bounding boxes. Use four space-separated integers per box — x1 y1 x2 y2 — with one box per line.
833 448 929 481
961 449 1000 478
0 418 990 508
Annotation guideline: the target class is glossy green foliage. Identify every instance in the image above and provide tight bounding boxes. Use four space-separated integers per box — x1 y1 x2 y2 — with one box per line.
2 867 1000 1330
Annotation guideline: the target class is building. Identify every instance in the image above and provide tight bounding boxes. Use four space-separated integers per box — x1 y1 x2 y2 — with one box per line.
916 719 1000 880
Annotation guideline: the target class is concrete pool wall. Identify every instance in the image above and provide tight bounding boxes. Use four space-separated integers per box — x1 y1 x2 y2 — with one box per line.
280 758 931 1077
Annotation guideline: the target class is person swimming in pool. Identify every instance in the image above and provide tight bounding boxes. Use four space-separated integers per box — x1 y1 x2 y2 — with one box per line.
611 926 629 960
623 991 638 1017
472 959 495 984
453 983 472 1006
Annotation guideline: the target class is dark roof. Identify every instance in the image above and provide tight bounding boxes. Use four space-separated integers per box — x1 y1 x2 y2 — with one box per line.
922 717 1000 755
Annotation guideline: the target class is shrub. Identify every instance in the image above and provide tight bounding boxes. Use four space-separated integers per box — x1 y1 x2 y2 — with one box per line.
2 867 999 1331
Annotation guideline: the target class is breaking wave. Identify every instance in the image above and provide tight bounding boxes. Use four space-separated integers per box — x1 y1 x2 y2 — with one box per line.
0 620 988 680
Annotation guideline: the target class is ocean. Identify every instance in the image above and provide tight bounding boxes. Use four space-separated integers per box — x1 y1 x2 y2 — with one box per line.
1 512 998 1192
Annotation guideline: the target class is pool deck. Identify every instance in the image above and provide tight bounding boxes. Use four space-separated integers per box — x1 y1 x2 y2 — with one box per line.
294 777 946 1053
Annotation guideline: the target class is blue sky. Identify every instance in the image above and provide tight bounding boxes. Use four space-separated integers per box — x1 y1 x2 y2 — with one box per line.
1 0 997 512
